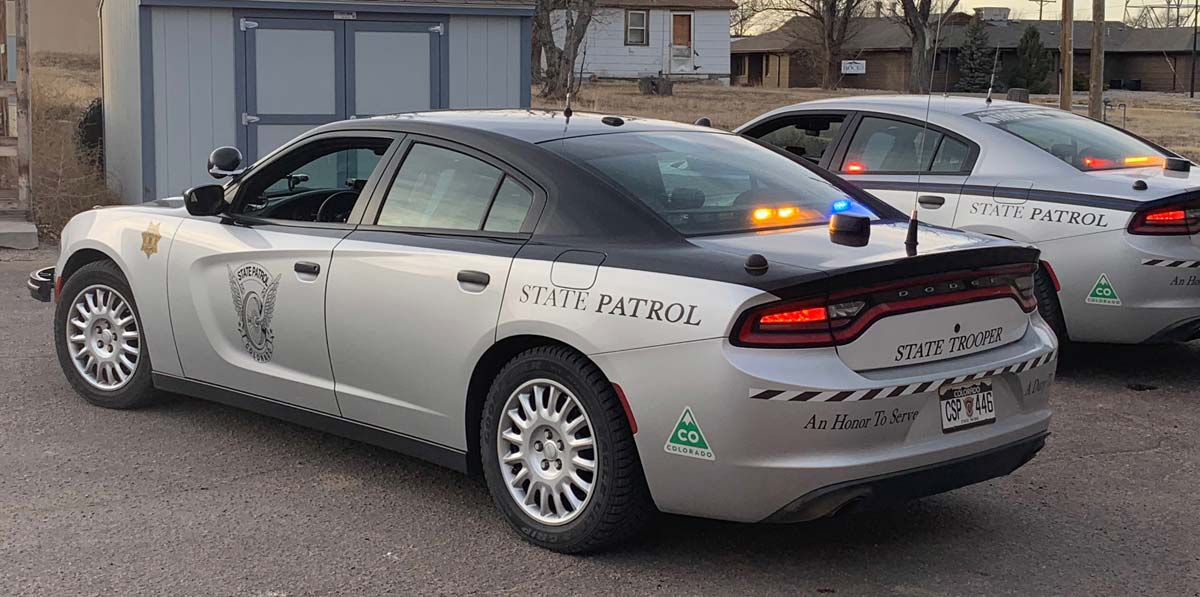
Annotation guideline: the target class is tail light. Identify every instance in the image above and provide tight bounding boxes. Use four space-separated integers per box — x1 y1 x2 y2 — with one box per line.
733 264 1038 348
1128 198 1200 235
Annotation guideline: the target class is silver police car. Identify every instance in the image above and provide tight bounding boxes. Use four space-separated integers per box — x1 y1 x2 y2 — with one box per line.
739 96 1200 344
32 111 1055 552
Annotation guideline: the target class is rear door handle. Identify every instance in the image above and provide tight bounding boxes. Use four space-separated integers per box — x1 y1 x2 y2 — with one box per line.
457 270 490 287
294 261 321 275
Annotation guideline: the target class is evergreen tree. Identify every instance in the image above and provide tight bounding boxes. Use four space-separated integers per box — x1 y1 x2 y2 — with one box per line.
954 17 994 93
1007 26 1053 93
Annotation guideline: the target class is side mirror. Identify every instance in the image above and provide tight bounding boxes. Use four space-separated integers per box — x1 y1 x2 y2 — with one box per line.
184 184 227 216
208 146 245 179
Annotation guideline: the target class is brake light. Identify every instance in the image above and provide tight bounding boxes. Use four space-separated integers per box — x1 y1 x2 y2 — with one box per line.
1128 198 1200 235
845 162 866 173
732 265 1037 348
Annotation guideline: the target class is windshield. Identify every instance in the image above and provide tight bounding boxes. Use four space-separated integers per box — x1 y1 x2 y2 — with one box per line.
546 131 879 235
966 107 1168 171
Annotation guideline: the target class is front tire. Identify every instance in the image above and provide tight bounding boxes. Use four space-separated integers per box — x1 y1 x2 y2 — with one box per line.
54 260 159 409
481 346 655 553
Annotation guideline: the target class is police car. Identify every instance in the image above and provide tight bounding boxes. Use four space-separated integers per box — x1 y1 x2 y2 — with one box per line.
30 111 1055 553
738 96 1200 344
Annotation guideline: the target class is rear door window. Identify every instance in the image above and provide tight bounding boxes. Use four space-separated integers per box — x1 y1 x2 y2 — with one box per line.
841 116 945 174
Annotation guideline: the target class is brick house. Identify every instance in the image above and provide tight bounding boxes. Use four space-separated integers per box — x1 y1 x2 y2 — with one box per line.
731 13 1199 93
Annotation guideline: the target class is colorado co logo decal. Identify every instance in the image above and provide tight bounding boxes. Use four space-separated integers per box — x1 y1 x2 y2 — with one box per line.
228 263 281 362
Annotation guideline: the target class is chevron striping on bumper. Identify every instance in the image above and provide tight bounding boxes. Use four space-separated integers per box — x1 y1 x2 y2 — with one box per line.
749 350 1057 402
1142 258 1200 268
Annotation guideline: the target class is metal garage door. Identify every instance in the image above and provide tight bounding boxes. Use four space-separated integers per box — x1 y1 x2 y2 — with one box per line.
240 16 443 160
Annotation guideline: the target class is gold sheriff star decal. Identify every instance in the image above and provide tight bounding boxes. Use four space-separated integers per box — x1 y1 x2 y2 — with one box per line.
141 222 162 258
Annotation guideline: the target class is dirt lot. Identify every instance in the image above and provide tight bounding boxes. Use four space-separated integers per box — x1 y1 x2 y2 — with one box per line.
3 254 1200 595
532 82 1200 162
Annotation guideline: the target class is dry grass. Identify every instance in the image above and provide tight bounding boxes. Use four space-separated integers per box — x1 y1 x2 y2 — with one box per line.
27 53 117 240
535 82 1200 161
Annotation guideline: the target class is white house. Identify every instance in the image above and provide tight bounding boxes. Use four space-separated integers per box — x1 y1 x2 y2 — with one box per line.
554 0 734 82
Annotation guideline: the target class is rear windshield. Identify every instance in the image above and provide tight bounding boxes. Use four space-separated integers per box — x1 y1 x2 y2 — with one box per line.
546 131 879 235
966 107 1168 171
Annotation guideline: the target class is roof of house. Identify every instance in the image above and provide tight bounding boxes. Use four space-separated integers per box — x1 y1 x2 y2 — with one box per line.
599 0 737 9
732 16 1199 54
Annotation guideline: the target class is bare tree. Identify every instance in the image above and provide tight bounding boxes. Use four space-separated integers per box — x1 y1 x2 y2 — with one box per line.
894 0 960 93
533 0 598 100
731 0 766 37
763 0 869 88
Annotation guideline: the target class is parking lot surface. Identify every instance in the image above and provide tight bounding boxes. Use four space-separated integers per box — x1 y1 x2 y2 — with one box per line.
2 256 1198 596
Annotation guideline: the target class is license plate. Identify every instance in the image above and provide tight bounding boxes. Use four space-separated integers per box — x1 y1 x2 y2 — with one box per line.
939 380 996 433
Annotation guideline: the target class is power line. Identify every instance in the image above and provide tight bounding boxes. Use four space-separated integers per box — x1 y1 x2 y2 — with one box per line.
1029 0 1057 20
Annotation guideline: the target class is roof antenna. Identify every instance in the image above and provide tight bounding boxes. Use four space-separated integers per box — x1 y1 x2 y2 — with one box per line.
984 43 1001 106
906 1 946 257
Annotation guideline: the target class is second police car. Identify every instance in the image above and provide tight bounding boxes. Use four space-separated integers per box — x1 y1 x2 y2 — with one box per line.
31 111 1056 552
739 96 1200 344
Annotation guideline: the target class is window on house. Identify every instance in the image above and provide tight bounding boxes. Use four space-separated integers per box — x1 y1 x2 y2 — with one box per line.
763 54 771 76
625 10 648 46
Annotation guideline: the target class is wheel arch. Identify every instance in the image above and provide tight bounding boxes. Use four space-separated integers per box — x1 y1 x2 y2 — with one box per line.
464 334 602 477
60 246 127 289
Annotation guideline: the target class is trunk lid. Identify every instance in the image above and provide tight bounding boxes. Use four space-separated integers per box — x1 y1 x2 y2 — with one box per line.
702 222 1040 371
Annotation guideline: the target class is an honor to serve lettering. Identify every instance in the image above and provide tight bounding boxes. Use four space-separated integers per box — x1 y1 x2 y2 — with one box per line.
519 284 702 326
970 202 1109 228
894 326 1004 362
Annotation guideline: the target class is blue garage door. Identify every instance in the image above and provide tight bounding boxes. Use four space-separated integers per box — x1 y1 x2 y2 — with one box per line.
240 16 444 161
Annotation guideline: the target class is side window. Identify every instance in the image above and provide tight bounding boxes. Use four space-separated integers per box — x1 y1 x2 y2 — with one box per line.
625 10 648 45
753 115 846 164
484 178 533 233
842 117 943 174
238 138 392 223
376 143 532 234
931 137 970 173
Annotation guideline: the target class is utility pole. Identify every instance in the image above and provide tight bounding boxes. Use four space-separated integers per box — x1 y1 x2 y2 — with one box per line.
1030 0 1056 20
1089 0 1105 118
1191 0 1197 97
1060 0 1074 110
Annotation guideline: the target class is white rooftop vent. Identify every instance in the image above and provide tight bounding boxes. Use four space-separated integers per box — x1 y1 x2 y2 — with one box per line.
973 6 1012 21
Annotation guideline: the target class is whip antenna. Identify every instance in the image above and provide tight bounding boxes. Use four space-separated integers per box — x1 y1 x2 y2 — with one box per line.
906 1 947 257
985 43 1001 106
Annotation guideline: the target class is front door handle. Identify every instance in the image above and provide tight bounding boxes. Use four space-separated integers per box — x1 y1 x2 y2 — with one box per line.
294 261 321 275
457 270 490 287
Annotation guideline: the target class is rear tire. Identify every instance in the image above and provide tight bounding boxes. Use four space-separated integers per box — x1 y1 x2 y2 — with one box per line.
54 260 160 410
1034 267 1068 344
480 346 655 553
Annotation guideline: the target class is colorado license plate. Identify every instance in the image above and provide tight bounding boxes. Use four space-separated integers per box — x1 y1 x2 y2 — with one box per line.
939 380 996 433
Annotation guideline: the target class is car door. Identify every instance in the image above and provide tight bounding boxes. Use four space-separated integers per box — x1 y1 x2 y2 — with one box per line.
830 114 977 228
325 136 542 449
168 131 400 415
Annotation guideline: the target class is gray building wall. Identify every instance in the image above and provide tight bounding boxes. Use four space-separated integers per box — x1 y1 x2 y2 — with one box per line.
151 7 237 200
448 15 523 108
100 0 144 204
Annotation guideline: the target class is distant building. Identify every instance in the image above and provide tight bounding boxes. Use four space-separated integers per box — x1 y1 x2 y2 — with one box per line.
552 0 736 82
731 15 1200 93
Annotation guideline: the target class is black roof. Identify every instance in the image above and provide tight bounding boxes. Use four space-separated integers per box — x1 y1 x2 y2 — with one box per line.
310 109 727 144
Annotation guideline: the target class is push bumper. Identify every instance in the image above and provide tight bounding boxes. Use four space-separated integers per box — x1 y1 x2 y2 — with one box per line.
763 431 1048 523
27 266 53 302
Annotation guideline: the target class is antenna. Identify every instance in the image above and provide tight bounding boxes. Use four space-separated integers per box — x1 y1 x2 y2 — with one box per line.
985 43 1001 105
906 3 947 257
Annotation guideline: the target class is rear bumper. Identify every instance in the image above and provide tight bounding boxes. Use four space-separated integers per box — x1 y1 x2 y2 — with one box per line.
763 431 1048 523
27 267 53 302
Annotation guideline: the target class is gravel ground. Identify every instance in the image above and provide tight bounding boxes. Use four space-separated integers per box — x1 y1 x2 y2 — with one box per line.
1 253 1198 596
